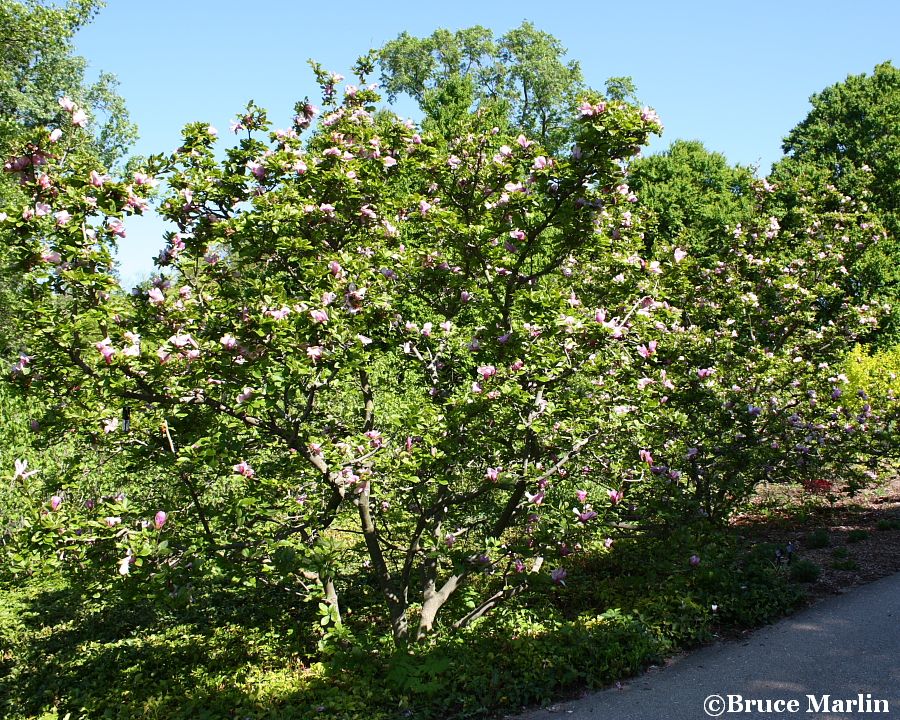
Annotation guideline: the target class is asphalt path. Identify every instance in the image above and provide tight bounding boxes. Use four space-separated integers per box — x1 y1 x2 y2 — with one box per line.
514 572 900 720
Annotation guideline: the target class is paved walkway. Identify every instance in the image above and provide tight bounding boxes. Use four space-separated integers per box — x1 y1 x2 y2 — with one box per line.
515 572 900 719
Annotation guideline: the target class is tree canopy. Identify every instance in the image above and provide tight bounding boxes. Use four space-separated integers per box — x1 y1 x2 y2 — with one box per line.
773 62 900 344
378 22 585 152
0 0 135 167
628 140 756 259
0 0 136 355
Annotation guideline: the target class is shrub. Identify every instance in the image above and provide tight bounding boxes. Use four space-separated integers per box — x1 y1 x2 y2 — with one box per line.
804 529 830 549
789 559 821 583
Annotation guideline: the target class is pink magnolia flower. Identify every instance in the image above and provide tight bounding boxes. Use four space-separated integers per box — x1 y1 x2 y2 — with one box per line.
485 467 500 482
639 449 654 465
382 156 397 168
674 247 688 263
89 170 108 187
575 507 598 523
266 306 291 321
310 308 328 324
220 334 238 350
306 345 324 361
103 418 119 434
532 156 549 171
686 447 699 460
105 516 122 527
365 430 383 448
53 209 71 226
71 109 88 127
640 107 662 127
118 553 133 576
107 219 126 238
608 489 623 505
526 491 545 505
41 249 62 264
95 337 115 365
154 511 167 530
122 333 140 357
50 495 62 511
697 367 714 379
576 489 588 503
516 134 533 148
58 96 76 112
477 365 497 380
148 287 165 305
236 387 254 404
233 461 255 478
34 202 51 217
328 260 342 277
637 340 658 358
418 199 432 215
13 459 38 481
169 333 197 350
550 568 567 585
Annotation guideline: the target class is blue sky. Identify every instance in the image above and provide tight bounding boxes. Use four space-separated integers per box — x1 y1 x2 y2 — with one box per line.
74 0 899 284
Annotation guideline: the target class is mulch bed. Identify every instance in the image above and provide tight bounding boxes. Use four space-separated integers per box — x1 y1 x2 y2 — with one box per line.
731 474 900 602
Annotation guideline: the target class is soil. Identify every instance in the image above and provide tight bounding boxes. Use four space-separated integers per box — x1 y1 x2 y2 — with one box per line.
731 474 900 602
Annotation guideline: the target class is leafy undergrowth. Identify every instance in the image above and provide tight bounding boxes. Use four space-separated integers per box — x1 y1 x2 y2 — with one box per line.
0 527 803 720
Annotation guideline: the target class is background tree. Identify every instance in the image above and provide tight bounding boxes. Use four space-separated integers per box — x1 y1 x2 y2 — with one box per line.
628 139 757 259
378 22 585 152
0 0 136 356
772 62 900 345
0 0 135 166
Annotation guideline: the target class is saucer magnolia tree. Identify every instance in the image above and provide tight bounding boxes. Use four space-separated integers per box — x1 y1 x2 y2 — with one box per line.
627 175 893 522
4 58 667 642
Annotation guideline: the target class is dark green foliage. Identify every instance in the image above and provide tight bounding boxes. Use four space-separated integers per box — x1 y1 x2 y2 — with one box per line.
0 527 803 720
846 528 869 543
789 559 821 583
804 529 830 549
629 140 757 258
774 62 900 345
378 22 585 152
